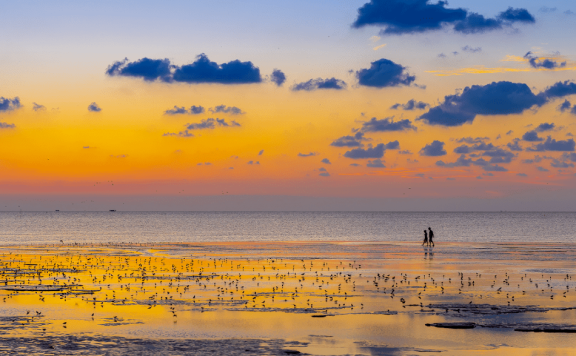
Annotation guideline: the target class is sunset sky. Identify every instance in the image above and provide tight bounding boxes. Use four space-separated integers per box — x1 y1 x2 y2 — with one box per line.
2 0 576 211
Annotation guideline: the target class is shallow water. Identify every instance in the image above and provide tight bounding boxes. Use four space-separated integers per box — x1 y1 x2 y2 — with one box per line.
0 211 574 244
1 242 576 355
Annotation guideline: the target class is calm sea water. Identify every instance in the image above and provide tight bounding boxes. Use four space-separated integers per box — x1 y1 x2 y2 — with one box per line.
0 211 574 245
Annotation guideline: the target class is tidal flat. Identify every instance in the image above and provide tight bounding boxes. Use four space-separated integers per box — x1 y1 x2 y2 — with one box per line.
1 241 576 355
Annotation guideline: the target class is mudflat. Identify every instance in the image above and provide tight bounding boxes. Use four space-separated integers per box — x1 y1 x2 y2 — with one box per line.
1 242 575 355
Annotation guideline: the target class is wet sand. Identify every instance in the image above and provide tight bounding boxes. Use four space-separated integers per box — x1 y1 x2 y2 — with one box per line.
1 241 576 355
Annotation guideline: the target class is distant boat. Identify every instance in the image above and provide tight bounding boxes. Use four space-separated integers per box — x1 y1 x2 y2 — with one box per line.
109 210 116 212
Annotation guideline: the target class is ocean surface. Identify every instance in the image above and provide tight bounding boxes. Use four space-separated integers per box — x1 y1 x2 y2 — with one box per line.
0 211 574 245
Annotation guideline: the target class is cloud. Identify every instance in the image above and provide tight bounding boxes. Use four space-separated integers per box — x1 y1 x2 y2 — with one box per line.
522 130 543 142
32 102 46 111
542 80 576 99
462 46 482 53
164 106 188 115
352 0 467 34
319 167 327 172
373 44 387 51
321 158 331 164
185 118 241 130
390 99 428 110
247 161 260 165
0 122 15 129
535 123 555 132
344 143 385 159
523 51 566 70
436 155 472 167
527 136 576 152
537 166 549 172
291 78 347 91
209 105 245 115
88 102 101 112
366 158 385 167
551 158 574 168
418 81 546 126
270 69 286 86
350 163 360 167
106 57 171 82
540 7 556 13
385 140 400 149
558 100 572 112
352 1 534 35
0 97 21 112
298 152 317 157
319 172 331 177
361 117 416 132
517 173 528 177
190 105 205 114
331 132 368 147
507 138 523 151
164 105 206 115
107 54 262 84
258 150 264 156
356 58 415 87
419 141 446 156
163 130 194 138
455 137 488 144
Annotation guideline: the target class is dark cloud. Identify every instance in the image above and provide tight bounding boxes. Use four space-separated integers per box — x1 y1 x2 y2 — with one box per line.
537 166 549 172
162 130 194 138
164 105 206 115
562 152 576 162
107 54 262 84
390 99 428 110
542 80 576 99
191 105 205 114
522 155 543 164
344 143 385 159
88 102 101 112
0 122 15 129
270 69 286 86
209 105 244 115
258 150 264 156
507 138 523 151
298 152 317 157
558 100 572 112
106 57 171 82
172 54 261 84
321 158 331 164
385 140 400 149
482 163 508 172
418 81 546 126
350 163 361 167
356 58 415 87
164 106 188 115
455 137 488 144
462 45 482 53
0 97 21 112
522 130 543 142
185 118 240 130
352 0 468 34
535 123 555 132
550 159 574 168
291 78 346 91
399 150 412 154
352 1 534 35
540 7 556 13
419 140 446 156
367 158 385 167
32 102 46 111
319 172 330 177
517 173 528 177
527 136 576 152
331 132 368 147
436 155 472 167
361 117 416 132
524 51 566 69
247 161 260 165
483 148 515 163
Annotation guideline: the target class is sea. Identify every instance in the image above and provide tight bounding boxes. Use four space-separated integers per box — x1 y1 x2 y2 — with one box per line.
0 211 574 245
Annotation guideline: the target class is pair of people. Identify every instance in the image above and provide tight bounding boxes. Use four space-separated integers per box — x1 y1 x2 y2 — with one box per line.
422 227 434 247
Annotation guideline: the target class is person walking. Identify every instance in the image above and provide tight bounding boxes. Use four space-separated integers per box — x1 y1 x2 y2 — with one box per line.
428 227 434 247
422 230 428 247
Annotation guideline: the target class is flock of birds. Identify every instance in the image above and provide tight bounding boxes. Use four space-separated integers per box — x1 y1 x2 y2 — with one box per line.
0 244 574 334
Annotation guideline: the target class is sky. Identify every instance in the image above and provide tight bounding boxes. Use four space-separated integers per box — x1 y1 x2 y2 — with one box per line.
1 0 576 211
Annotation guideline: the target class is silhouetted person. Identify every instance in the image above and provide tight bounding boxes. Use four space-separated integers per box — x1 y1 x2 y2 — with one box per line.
422 230 428 246
428 227 434 247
